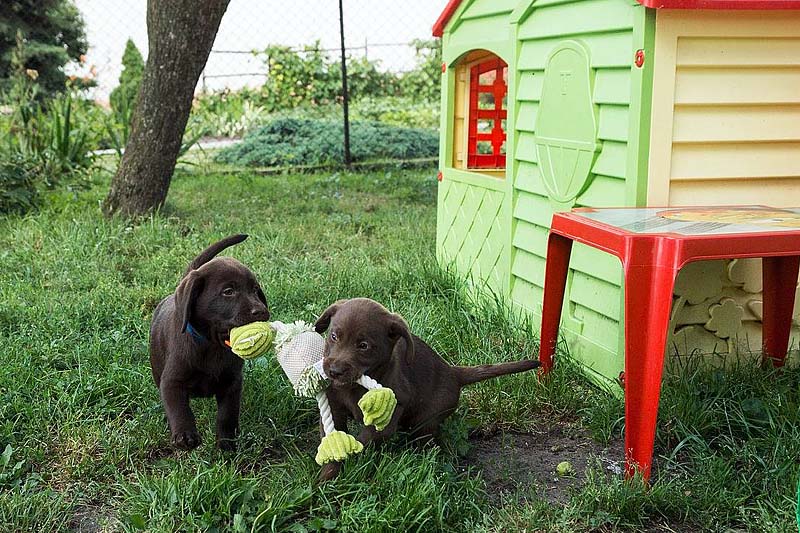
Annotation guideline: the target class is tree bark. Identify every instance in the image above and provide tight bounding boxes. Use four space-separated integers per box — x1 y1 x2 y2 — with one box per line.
103 0 230 217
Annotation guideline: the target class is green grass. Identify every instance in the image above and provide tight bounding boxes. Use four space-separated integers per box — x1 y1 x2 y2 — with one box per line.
1 168 798 531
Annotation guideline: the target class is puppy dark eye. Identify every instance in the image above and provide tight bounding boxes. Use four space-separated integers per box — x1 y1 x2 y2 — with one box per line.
222 287 235 297
357 341 369 350
330 332 338 342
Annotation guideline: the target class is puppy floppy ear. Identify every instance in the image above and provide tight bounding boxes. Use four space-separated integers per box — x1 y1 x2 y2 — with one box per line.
387 314 414 364
175 270 205 333
314 301 344 333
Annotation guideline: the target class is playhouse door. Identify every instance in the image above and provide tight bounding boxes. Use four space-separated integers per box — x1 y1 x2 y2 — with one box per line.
534 41 601 211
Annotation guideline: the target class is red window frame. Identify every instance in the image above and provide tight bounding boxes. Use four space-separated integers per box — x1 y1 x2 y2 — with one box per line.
467 57 507 169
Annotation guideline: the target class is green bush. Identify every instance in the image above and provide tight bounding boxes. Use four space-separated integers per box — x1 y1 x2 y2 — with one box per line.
214 118 438 168
351 96 439 129
188 88 268 138
0 1 88 97
109 39 144 121
0 151 43 215
257 42 399 111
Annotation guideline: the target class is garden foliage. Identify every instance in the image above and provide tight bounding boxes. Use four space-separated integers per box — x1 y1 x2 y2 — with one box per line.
0 0 88 97
214 118 438 168
109 39 144 121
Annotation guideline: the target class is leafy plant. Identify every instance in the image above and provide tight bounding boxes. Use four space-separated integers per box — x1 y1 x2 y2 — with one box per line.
109 39 144 121
0 445 25 489
397 39 442 103
188 89 267 138
214 118 438 168
256 42 399 111
0 151 43 214
0 0 88 97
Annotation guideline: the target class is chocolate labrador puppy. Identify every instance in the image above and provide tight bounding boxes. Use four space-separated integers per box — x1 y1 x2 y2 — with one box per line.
149 234 270 451
314 297 539 480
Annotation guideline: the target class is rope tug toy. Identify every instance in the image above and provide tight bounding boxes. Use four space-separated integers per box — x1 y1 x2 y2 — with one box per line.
226 321 397 465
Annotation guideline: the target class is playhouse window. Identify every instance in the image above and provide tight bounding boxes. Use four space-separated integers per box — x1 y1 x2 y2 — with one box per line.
451 51 507 175
467 56 507 170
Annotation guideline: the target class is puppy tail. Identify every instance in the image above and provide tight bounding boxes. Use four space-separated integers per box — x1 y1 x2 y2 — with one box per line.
454 358 540 386
184 234 248 275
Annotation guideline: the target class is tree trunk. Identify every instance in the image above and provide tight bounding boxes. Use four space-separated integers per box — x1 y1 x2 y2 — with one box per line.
103 0 230 217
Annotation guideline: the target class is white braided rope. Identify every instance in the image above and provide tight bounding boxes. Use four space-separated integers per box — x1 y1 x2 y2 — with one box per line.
316 391 336 435
356 374 382 391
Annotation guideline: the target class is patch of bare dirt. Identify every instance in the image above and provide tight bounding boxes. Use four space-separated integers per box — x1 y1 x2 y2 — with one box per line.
69 504 116 532
465 422 624 505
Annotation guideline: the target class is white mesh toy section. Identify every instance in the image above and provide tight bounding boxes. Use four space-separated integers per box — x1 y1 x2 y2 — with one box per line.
275 331 325 386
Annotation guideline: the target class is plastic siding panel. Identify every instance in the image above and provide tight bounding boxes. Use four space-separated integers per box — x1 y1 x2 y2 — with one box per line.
672 104 800 143
510 277 543 314
593 68 631 105
448 18 511 48
674 67 800 105
517 0 633 41
676 36 800 67
515 161 547 195
514 132 540 164
669 179 800 206
568 244 623 286
670 142 800 180
461 0 518 19
516 74 544 102
572 306 621 351
515 102 539 132
511 248 546 287
576 175 627 206
569 271 621 321
597 105 629 142
590 140 628 179
512 219 549 250
518 31 633 70
648 9 800 206
513 190 553 227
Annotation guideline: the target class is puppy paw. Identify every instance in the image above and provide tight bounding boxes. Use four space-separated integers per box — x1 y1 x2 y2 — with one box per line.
318 462 342 483
172 430 201 450
216 437 237 452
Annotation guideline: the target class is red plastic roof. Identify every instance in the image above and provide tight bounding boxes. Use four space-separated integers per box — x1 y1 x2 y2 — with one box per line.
432 0 461 37
432 0 800 36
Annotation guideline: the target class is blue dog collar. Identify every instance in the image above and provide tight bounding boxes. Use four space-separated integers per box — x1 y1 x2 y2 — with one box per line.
185 322 207 343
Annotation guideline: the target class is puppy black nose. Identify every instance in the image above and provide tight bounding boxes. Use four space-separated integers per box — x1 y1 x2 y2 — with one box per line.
251 307 270 320
327 364 345 379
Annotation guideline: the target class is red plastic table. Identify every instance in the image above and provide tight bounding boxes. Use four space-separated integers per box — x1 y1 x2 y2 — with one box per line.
538 206 800 480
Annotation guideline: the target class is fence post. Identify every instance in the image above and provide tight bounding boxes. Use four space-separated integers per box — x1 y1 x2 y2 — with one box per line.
338 0 351 167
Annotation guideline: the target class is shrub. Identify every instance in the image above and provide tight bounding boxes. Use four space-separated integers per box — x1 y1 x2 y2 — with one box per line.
0 0 88 97
188 88 268 138
351 96 439 129
0 151 43 215
109 39 144 121
214 118 438 168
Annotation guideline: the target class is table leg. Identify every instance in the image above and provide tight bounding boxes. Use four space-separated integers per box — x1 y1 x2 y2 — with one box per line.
623 264 676 480
538 232 573 373
761 255 800 367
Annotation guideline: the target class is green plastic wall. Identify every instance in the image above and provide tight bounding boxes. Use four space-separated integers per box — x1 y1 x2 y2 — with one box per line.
437 0 656 387
436 0 516 297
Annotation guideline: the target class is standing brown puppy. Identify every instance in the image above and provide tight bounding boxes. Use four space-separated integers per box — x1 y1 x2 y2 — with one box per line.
149 234 270 451
314 297 539 480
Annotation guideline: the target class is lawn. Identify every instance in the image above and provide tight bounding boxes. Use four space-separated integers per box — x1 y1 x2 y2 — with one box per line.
1 167 798 532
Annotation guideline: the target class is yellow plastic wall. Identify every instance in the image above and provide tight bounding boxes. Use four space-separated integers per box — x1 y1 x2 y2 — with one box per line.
648 9 800 361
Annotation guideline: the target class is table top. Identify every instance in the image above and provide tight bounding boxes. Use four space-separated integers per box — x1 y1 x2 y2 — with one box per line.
562 206 800 237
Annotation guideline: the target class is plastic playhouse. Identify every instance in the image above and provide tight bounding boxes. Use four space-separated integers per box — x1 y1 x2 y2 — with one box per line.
433 0 800 386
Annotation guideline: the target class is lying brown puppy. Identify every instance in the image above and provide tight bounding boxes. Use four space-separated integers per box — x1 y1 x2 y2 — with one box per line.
149 234 270 451
314 297 539 480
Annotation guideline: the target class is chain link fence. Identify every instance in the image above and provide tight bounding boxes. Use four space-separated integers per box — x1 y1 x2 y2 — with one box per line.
74 0 445 171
